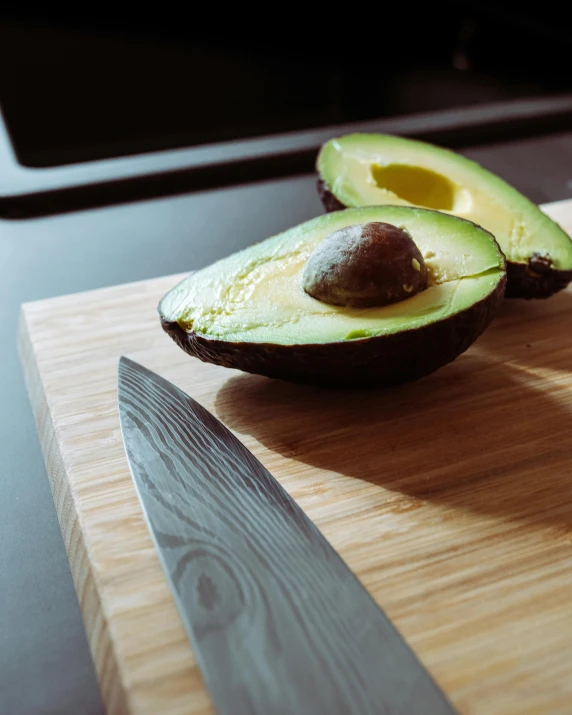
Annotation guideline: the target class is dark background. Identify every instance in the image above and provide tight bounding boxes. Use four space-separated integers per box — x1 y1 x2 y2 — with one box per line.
1 2 572 167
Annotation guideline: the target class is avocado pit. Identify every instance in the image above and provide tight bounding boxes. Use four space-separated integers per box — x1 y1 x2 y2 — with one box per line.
301 221 427 308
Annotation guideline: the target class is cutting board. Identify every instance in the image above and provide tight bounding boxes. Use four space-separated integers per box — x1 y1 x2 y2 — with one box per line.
18 198 572 715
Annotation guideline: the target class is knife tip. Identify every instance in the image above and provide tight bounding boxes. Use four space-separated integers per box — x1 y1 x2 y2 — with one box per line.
118 355 143 382
118 356 161 387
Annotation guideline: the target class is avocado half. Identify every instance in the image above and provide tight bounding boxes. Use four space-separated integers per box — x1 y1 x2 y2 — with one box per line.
316 132 572 299
159 206 506 388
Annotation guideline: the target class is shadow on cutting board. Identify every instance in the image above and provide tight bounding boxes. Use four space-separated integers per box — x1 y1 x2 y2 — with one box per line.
215 337 572 527
477 289 572 371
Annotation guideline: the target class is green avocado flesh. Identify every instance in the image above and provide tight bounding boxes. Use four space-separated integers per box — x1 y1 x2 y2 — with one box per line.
160 205 505 346
317 133 572 274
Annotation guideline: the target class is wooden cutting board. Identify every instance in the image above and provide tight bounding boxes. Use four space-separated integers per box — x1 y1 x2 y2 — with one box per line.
18 198 572 715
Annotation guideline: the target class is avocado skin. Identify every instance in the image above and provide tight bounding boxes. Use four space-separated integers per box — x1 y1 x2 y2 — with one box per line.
505 260 572 299
317 177 346 213
159 273 506 389
317 177 569 300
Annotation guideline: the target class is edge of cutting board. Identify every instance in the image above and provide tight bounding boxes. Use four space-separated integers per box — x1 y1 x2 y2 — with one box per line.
18 309 132 714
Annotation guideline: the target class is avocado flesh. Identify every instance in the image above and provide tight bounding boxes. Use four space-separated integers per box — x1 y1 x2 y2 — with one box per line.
159 206 506 388
317 133 572 298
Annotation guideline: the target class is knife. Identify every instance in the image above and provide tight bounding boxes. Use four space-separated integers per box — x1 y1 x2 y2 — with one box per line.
117 356 458 715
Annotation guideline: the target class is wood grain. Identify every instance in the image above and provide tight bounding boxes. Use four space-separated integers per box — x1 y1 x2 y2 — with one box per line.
18 198 572 715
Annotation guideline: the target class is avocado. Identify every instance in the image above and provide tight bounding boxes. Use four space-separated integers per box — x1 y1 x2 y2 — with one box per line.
316 132 572 299
159 205 506 388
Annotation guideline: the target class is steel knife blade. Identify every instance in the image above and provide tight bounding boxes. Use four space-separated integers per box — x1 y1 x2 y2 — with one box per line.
117 356 458 715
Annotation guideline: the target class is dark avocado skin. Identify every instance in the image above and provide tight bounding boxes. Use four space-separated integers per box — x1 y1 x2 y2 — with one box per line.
159 273 506 389
505 258 572 300
317 177 346 213
317 177 570 300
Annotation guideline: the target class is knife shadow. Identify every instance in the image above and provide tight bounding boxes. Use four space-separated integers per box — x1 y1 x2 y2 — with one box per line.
214 352 572 526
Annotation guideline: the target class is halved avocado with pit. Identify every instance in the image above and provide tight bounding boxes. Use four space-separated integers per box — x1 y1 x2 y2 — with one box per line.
316 132 572 299
159 206 506 388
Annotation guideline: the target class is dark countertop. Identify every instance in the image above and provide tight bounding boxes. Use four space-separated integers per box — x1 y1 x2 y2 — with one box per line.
3 119 572 713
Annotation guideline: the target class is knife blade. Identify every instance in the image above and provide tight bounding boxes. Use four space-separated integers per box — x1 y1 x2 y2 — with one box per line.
117 356 458 715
